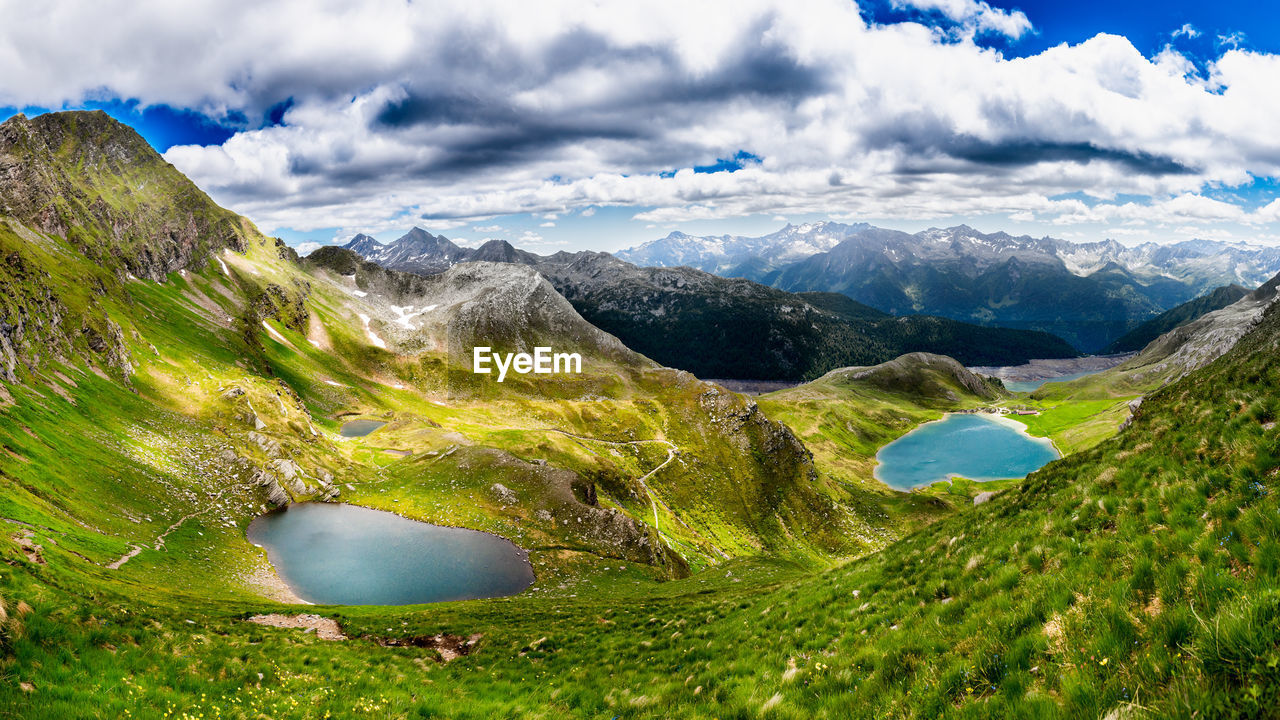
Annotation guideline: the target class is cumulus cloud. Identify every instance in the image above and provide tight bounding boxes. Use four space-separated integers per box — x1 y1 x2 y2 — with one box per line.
1172 23 1200 40
0 0 1276 242
890 0 1032 39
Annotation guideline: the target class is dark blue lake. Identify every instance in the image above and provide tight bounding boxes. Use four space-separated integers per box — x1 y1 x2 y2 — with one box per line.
247 503 535 605
874 413 1059 490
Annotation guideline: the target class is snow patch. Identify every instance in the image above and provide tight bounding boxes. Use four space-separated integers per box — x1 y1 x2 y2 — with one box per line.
217 257 231 277
358 313 387 349
352 290 368 298
261 321 289 344
389 304 426 330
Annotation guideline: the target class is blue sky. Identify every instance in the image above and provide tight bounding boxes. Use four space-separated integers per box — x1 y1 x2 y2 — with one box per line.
3 0 1280 253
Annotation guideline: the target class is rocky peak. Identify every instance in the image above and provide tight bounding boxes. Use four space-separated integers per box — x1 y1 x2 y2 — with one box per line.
343 233 383 257
1 110 254 281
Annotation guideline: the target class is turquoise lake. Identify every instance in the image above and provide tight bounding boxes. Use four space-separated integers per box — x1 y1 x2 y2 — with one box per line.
247 503 535 605
874 413 1060 490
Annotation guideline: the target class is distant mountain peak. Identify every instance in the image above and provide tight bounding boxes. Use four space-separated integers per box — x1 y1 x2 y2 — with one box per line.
343 233 383 256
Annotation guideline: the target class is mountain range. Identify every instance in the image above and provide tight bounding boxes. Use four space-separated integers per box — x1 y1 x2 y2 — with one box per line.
342 231 1078 379
617 222 1280 351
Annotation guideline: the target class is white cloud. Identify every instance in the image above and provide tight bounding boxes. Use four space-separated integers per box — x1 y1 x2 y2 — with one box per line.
1172 23 1200 40
1 0 1279 241
296 241 324 256
891 0 1032 39
579 206 597 217
1218 31 1247 49
539 221 556 227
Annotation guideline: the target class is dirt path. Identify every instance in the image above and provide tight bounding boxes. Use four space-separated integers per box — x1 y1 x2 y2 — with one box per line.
539 429 676 528
107 483 247 569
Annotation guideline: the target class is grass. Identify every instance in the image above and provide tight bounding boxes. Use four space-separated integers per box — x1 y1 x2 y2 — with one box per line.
1013 398 1133 454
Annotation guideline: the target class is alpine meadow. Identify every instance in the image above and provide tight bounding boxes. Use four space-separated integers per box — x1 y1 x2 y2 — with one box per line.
4 2 1280 719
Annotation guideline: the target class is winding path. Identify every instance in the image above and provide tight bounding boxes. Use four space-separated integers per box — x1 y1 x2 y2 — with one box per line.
538 429 729 560
539 429 675 527
106 482 248 570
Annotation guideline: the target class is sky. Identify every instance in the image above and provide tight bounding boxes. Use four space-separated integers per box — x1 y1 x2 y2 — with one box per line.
3 0 1280 255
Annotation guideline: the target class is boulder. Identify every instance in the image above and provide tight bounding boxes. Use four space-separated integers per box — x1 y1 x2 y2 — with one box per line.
490 483 518 505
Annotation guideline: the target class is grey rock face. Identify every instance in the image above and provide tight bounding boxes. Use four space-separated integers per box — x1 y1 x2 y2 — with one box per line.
1120 272 1280 383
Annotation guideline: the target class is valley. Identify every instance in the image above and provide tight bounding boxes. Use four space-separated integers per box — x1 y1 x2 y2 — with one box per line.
1 112 1278 719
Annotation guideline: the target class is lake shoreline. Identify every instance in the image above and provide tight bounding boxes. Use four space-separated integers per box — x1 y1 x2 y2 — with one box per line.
987 413 1062 456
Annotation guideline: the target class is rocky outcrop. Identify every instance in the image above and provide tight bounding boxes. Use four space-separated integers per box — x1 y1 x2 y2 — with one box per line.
696 383 815 475
0 242 134 381
244 282 310 338
453 446 689 576
1119 397 1144 431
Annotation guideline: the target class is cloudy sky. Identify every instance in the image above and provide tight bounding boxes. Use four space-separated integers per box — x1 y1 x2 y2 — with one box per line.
3 0 1280 253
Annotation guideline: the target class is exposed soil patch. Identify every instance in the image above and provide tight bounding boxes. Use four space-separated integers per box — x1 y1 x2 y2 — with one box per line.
367 632 483 662
13 531 44 564
248 613 346 641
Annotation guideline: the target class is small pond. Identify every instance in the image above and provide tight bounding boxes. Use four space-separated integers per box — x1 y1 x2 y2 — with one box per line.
247 503 535 605
874 413 1059 490
339 419 387 437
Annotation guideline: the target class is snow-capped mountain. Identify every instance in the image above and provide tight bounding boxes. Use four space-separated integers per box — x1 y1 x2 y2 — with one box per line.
343 233 383 258
342 227 469 274
620 222 1280 290
616 221 871 279
619 222 1280 351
